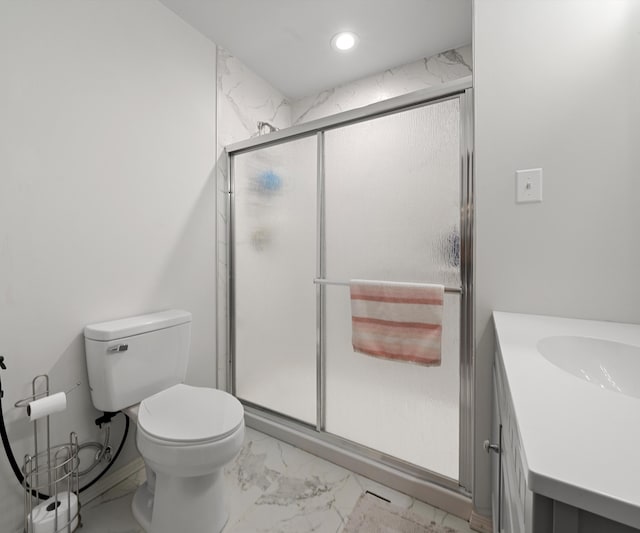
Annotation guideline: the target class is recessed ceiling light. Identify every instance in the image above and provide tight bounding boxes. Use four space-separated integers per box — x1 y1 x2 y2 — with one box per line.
331 32 358 52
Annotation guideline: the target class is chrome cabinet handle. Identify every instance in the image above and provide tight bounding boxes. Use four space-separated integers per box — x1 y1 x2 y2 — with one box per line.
483 439 500 454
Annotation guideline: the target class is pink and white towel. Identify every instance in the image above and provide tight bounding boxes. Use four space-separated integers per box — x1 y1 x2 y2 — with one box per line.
350 280 444 366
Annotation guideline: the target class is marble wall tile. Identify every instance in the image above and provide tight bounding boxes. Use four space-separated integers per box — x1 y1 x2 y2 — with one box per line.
217 48 291 144
290 45 472 125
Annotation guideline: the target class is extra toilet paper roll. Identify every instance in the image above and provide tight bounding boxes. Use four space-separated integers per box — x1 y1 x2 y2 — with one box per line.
27 392 67 421
27 491 79 533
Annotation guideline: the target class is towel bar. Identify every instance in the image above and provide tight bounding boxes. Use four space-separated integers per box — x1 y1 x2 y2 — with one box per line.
313 278 463 294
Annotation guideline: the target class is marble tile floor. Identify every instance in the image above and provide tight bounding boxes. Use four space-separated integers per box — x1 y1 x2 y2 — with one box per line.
81 427 474 533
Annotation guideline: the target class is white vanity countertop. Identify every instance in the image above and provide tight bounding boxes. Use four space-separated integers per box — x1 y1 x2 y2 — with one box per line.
493 311 640 529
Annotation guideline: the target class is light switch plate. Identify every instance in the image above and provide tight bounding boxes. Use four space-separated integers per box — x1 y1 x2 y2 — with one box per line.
516 168 543 203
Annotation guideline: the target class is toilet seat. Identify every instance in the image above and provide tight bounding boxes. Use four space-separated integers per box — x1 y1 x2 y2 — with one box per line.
137 384 244 445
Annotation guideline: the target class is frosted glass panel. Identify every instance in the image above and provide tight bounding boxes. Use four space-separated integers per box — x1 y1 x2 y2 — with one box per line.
233 136 317 424
326 289 460 478
324 100 461 479
325 99 461 288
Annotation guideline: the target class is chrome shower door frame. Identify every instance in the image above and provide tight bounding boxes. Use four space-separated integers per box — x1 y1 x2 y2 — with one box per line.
225 77 474 506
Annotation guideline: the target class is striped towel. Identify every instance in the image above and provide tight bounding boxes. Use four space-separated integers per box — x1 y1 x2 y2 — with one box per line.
350 280 444 366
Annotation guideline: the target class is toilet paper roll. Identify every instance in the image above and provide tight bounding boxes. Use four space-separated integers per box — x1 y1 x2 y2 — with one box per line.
27 491 79 533
27 392 67 421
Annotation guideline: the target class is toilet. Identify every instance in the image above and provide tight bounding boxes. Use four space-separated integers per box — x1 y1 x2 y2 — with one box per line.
84 310 244 533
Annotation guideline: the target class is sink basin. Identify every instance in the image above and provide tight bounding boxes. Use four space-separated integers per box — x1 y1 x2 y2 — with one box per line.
537 336 640 399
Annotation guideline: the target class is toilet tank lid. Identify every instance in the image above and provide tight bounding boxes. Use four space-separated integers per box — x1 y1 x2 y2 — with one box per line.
84 310 192 341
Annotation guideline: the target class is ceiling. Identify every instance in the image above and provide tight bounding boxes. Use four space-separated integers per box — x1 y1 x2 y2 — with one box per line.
158 0 472 100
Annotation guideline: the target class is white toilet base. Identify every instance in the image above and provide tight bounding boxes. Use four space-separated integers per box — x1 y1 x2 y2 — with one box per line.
132 469 229 533
131 482 153 531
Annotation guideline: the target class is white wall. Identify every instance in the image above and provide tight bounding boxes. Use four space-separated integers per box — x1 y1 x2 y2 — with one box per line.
473 0 640 517
0 1 217 531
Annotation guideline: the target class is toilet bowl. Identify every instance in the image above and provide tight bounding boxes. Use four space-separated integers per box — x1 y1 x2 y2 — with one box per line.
130 385 244 533
84 310 244 533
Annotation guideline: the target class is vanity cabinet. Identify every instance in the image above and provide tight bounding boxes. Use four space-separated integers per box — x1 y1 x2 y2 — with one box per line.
490 351 552 533
490 340 639 533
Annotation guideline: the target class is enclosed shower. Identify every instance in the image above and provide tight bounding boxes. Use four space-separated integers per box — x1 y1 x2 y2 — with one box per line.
224 80 473 497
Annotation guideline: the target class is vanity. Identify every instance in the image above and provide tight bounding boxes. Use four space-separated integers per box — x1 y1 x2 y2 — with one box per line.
490 312 640 533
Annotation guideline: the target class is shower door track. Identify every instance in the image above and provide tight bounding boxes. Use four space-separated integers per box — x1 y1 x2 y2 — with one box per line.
224 77 474 513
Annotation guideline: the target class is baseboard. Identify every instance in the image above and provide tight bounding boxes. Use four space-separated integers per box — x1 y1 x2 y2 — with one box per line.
80 457 145 507
469 510 493 532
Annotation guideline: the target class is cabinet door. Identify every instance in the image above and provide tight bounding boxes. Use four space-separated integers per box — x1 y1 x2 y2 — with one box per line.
491 370 503 533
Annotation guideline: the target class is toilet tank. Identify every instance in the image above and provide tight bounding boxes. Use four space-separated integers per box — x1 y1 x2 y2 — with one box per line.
84 310 192 412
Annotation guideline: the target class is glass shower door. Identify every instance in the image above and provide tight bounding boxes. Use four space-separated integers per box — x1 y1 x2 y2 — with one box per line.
232 135 317 424
229 88 472 489
323 98 462 480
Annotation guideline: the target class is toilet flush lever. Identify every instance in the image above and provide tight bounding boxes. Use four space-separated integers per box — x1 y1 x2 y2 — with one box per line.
107 344 128 353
